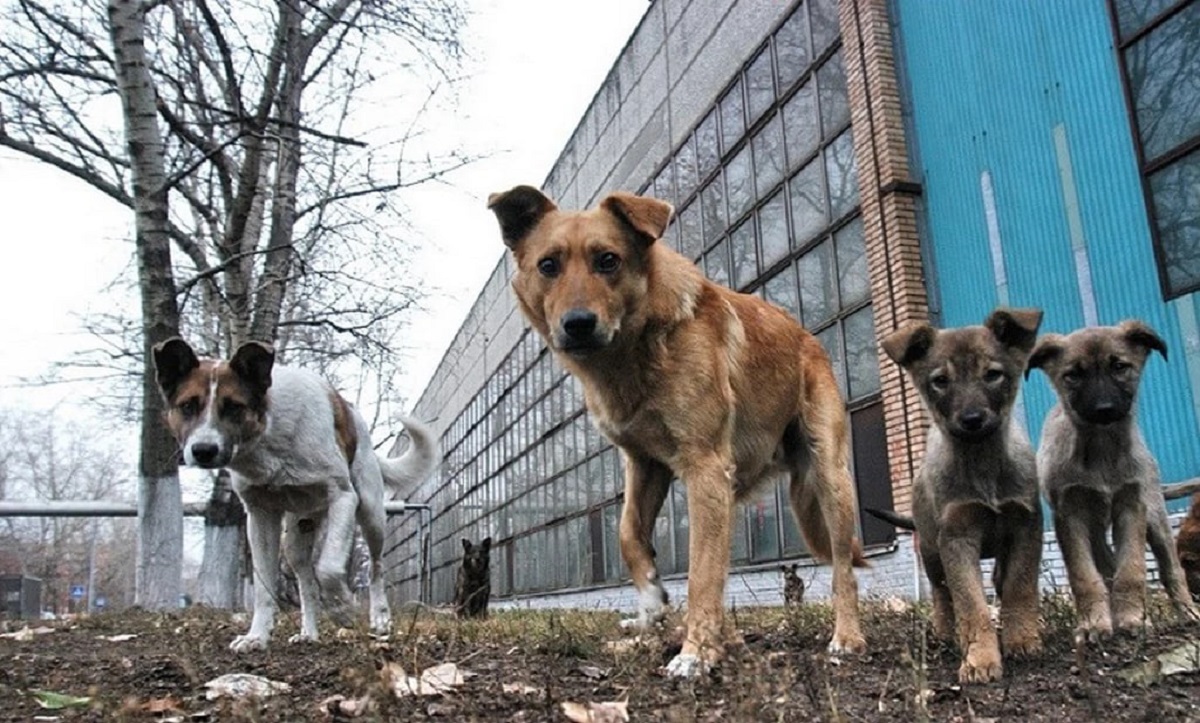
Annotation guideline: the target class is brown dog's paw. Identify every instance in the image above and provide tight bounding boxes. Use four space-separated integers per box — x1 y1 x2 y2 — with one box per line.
827 630 867 655
958 645 1003 683
1002 632 1042 659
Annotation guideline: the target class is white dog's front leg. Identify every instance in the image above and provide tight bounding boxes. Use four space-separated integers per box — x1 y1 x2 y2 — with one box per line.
314 487 358 627
232 509 283 652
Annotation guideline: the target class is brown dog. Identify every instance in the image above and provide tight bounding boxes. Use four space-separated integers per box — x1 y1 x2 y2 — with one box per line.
1177 491 1200 600
881 309 1045 683
488 185 867 677
1028 322 1198 638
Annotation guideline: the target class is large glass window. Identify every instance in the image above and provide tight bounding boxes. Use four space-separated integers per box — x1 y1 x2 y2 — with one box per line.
1110 0 1200 297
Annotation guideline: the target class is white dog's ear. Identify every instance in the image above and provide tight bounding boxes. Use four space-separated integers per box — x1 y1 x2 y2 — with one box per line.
881 323 936 368
488 185 557 250
153 337 200 400
230 341 275 394
600 191 674 247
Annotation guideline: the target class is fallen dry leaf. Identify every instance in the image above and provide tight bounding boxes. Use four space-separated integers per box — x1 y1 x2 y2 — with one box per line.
99 633 138 642
387 662 466 697
501 682 542 696
2 626 56 641
141 696 183 714
577 664 609 680
1118 640 1200 685
560 700 630 722
319 693 375 718
203 673 292 700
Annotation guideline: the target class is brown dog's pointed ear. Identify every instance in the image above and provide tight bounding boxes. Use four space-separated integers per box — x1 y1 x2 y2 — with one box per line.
985 307 1043 353
230 341 275 394
1120 320 1168 361
600 191 673 247
487 185 557 250
1026 334 1065 379
881 323 937 367
153 337 200 400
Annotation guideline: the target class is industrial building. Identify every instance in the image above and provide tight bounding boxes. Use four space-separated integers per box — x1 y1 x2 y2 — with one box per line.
387 0 1200 610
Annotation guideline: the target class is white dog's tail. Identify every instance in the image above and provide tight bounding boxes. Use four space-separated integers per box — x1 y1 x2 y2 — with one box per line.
378 416 439 500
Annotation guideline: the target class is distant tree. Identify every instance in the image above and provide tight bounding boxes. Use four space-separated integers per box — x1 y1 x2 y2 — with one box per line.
0 0 469 607
0 410 131 613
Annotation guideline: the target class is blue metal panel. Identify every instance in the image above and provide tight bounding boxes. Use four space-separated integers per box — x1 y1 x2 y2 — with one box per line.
893 0 1200 488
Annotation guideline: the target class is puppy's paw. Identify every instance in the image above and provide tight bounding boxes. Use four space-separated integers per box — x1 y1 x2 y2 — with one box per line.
1114 610 1149 633
370 613 393 638
1075 608 1113 643
229 634 269 653
663 653 709 678
959 646 1002 683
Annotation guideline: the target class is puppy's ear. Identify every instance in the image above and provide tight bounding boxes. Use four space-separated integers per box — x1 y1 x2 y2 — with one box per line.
1026 334 1065 379
230 341 275 395
881 323 936 367
1120 320 1168 361
487 185 557 250
601 192 673 247
462 538 473 553
481 537 492 551
985 307 1043 353
779 564 788 573
153 337 200 400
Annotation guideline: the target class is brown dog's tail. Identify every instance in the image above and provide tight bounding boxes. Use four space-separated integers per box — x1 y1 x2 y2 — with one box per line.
864 507 916 531
791 479 871 569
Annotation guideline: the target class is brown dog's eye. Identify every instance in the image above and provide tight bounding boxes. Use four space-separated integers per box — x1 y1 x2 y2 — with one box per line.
983 369 1005 384
929 373 950 392
180 398 200 418
537 257 560 278
594 251 621 275
1111 359 1132 373
1062 368 1083 385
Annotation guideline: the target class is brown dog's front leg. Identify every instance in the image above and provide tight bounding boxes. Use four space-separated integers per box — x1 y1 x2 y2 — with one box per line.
617 453 672 631
668 450 734 678
1054 487 1111 641
996 501 1043 658
1111 484 1148 631
939 502 1002 683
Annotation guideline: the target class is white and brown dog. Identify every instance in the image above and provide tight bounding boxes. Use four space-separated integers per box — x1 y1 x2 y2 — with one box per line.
153 338 437 652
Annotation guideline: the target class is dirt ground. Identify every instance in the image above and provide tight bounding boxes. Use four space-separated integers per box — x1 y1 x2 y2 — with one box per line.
1 595 1198 722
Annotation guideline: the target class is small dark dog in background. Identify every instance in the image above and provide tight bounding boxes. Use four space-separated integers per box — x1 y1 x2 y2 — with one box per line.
780 564 806 606
455 537 492 619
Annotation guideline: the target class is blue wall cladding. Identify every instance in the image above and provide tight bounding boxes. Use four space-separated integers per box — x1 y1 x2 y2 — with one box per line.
892 0 1200 489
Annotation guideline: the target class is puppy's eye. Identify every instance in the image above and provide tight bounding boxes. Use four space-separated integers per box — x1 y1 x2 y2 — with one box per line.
929 373 950 392
1062 368 1083 385
593 251 621 274
537 257 560 278
221 399 246 418
983 369 1005 384
179 398 200 419
1112 359 1132 373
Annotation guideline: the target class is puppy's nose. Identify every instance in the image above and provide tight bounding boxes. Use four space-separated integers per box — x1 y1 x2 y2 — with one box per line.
1091 401 1123 423
561 309 598 340
957 410 985 432
191 442 220 466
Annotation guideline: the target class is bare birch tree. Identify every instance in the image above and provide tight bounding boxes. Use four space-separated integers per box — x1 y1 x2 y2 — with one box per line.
0 0 468 608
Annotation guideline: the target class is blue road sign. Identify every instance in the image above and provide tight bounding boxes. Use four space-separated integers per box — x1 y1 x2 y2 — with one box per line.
70 584 85 600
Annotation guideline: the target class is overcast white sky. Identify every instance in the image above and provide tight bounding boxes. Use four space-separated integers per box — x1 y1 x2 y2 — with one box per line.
0 0 648 414
0 0 649 561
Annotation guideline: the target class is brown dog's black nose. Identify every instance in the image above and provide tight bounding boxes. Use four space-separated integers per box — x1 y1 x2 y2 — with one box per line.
1089 401 1124 424
561 309 598 340
957 410 985 432
191 442 220 465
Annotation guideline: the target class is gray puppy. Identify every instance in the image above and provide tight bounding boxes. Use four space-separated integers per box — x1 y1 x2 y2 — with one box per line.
882 308 1044 684
1028 321 1198 640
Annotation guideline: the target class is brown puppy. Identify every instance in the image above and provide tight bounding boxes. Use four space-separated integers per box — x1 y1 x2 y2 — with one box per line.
1028 322 1198 638
881 309 1044 683
488 185 867 677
